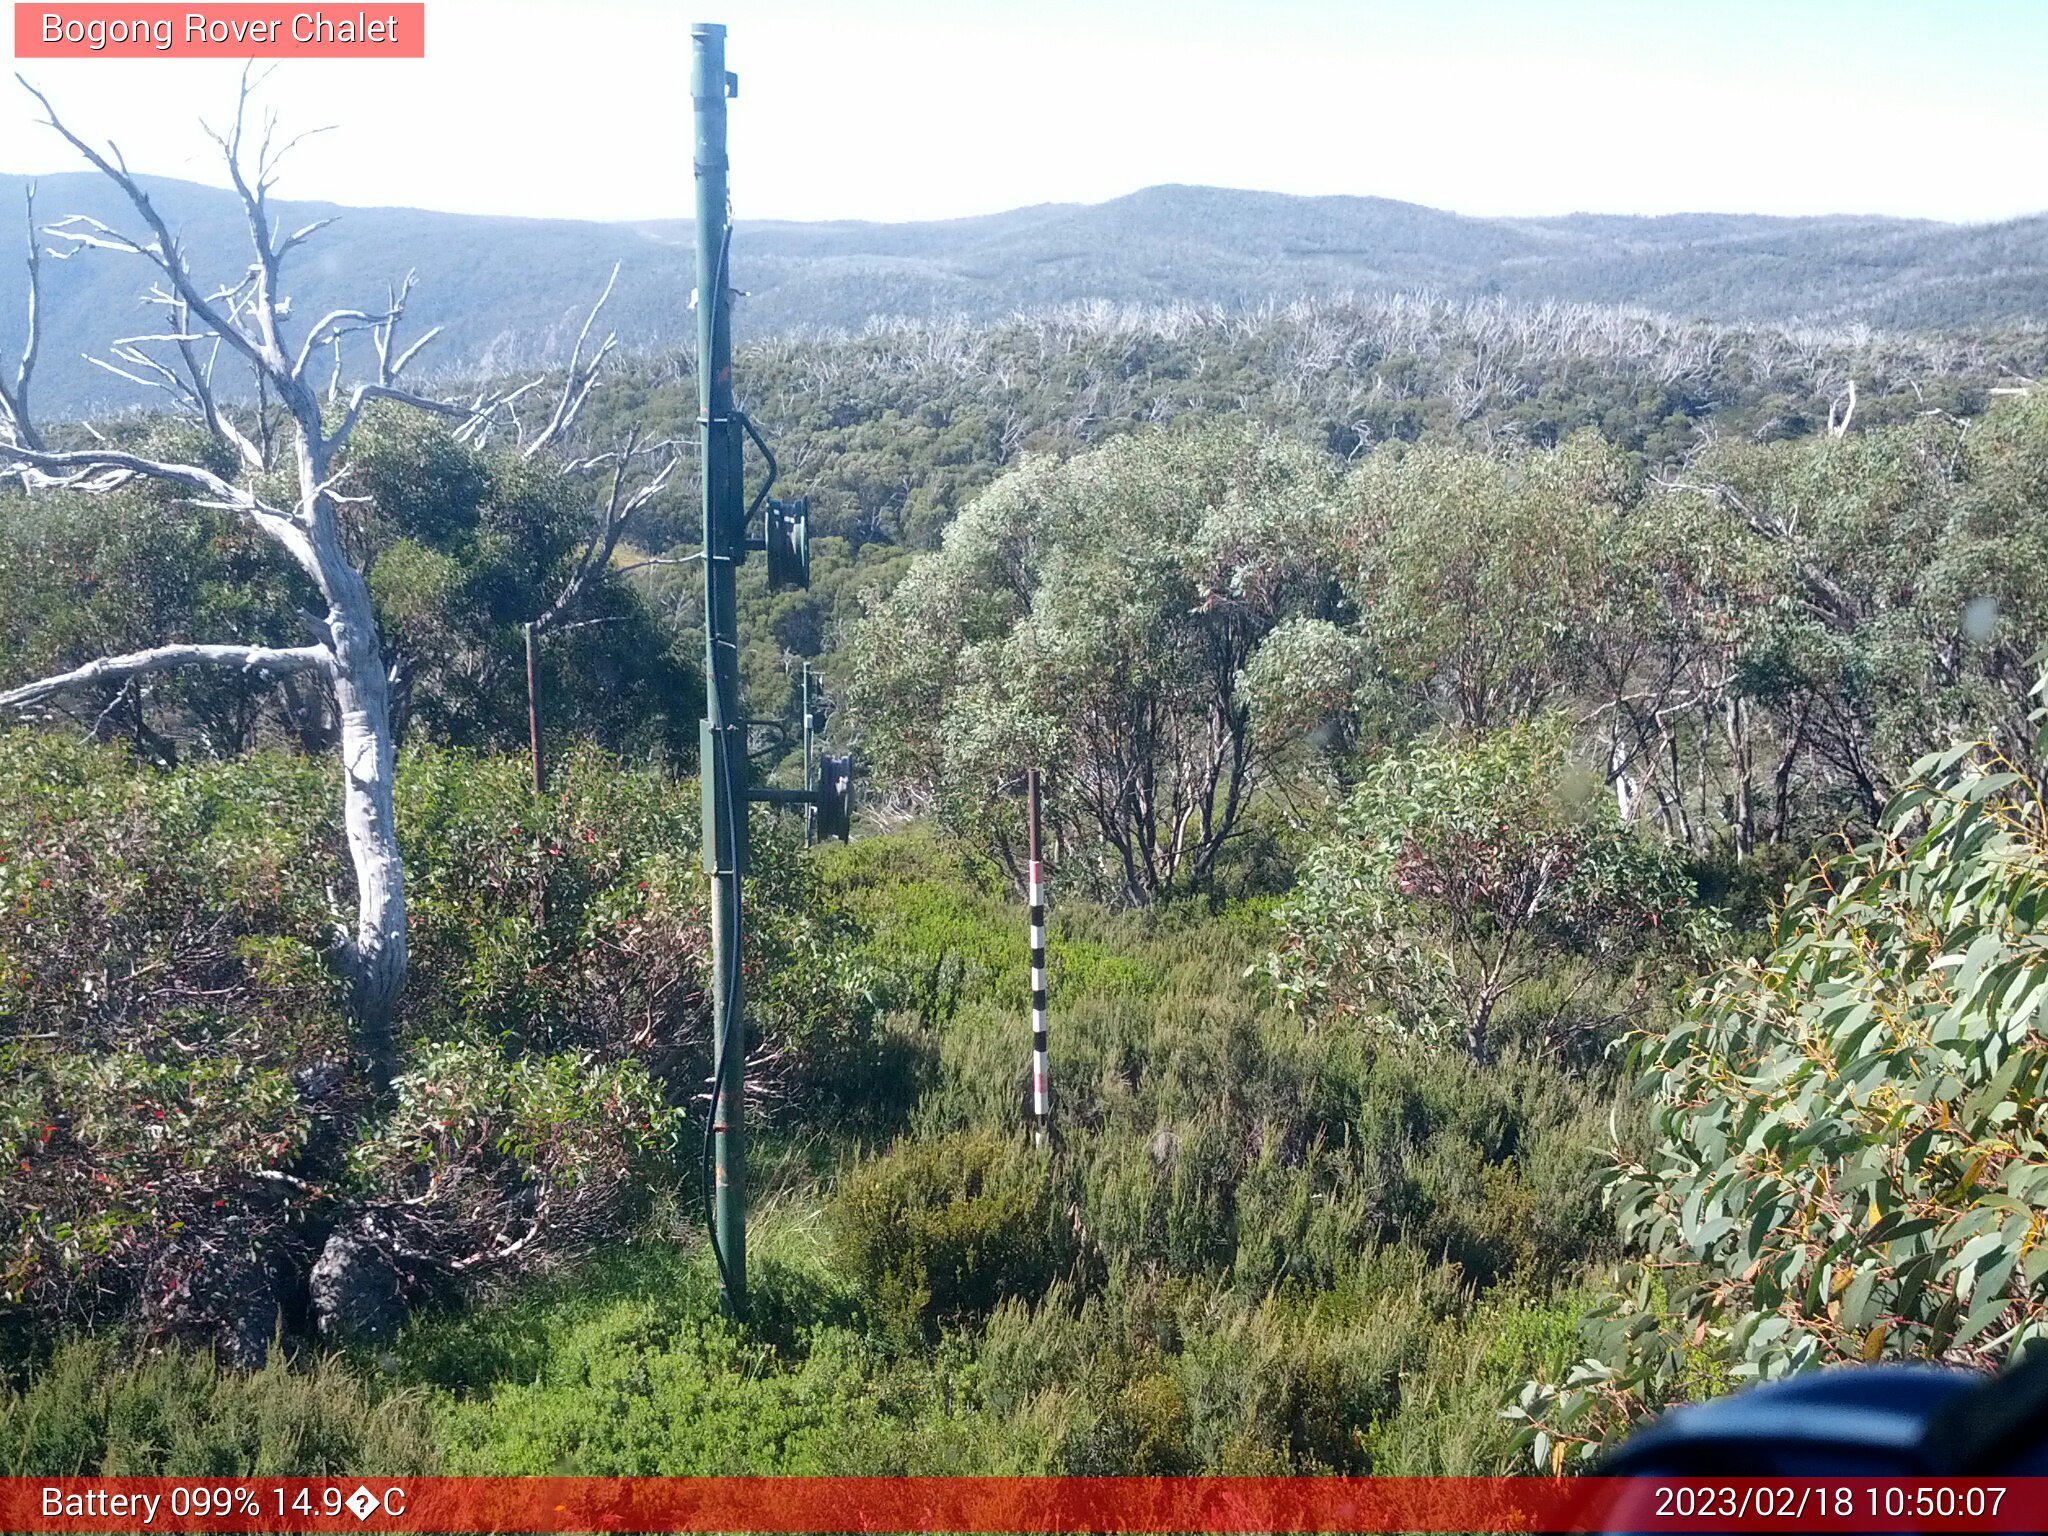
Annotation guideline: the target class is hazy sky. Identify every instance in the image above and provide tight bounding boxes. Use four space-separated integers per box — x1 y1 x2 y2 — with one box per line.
1 0 2044 225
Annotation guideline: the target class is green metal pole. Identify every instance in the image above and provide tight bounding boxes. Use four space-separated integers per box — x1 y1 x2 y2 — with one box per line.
693 20 746 1319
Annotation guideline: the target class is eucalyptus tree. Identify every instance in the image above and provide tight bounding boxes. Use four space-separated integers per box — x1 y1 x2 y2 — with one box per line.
847 424 1339 904
1334 433 1623 733
1577 484 1784 852
1648 401 2048 837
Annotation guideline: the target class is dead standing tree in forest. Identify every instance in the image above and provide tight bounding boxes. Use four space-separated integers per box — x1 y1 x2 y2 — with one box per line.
0 74 657 1083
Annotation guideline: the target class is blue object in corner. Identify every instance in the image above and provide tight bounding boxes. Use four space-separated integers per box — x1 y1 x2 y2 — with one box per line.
1602 1365 1982 1477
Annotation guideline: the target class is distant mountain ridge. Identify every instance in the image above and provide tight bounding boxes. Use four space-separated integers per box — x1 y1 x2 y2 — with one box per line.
2 172 2044 417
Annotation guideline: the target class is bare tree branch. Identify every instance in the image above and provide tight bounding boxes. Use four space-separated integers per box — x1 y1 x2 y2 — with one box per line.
6 440 250 503
522 263 620 458
532 432 681 635
373 270 418 383
201 67 294 375
63 301 265 471
327 381 495 458
1828 377 1857 438
18 73 278 381
460 377 544 449
40 213 153 260
385 324 440 382
613 554 698 577
0 184 40 451
0 642 329 710
292 305 385 380
274 213 338 259
174 307 264 470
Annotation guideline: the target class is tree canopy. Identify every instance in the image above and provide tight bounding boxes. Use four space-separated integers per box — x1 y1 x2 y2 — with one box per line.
847 425 1338 904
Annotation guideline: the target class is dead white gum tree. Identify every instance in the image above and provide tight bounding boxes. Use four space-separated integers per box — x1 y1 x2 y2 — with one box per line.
0 73 665 1083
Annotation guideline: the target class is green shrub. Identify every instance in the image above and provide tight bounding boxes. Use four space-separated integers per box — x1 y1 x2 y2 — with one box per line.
439 1295 882 1474
976 1255 1484 1474
0 1046 310 1357
832 1132 1064 1342
820 826 1160 1030
348 1043 682 1279
0 733 343 1355
393 744 707 1063
1266 718 1691 1060
419 1240 995 1476
1346 1043 1625 1291
844 425 1340 907
1175 1286 1418 1472
1359 1287 1589 1475
1063 1367 1196 1474
0 1338 440 1475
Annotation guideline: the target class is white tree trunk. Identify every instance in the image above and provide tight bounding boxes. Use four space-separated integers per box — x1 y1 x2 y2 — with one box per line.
328 565 407 1073
290 396 410 1075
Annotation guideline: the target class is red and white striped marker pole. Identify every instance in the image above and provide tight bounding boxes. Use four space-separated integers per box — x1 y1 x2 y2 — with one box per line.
1026 768 1049 1144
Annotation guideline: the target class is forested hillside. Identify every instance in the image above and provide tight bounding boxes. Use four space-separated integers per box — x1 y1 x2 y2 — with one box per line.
6 119 2048 1481
6 169 2048 415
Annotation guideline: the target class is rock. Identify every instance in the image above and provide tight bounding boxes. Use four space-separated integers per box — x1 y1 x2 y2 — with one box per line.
310 1229 405 1344
291 1058 345 1101
216 1280 280 1369
140 1243 279 1368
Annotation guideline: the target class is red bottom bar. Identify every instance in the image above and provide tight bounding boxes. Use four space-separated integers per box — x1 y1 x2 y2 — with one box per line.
5 1476 2046 1533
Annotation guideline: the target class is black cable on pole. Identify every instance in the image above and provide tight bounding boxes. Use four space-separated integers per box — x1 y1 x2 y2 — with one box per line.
701 724 744 1303
700 216 743 1307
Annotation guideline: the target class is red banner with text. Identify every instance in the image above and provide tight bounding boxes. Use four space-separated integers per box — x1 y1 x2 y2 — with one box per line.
14 5 424 58
3 1476 2047 1533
